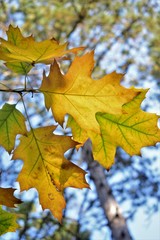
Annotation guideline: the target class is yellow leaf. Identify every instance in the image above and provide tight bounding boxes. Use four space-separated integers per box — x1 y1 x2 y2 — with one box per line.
40 51 143 169
0 103 27 153
95 91 160 169
12 126 89 222
40 50 159 169
0 206 19 235
0 25 84 73
0 188 22 207
40 51 140 133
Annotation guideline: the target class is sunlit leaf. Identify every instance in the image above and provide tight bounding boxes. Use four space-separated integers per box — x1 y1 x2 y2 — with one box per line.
0 25 84 74
12 126 89 222
0 103 27 153
95 91 160 168
40 51 144 168
40 51 140 132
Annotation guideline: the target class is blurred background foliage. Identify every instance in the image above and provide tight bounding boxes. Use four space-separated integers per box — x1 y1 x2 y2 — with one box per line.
0 0 160 239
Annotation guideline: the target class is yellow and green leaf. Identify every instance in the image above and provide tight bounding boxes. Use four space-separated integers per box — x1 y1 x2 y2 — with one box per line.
0 103 27 153
12 126 89 222
0 206 19 235
68 91 160 169
0 25 84 74
40 51 140 131
40 51 155 169
95 91 160 168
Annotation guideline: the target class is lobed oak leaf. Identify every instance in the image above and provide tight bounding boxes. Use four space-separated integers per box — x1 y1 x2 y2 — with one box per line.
40 51 140 132
0 206 19 235
67 88 160 169
40 51 144 169
12 126 89 222
0 25 84 74
0 103 27 153
0 188 22 207
94 91 160 168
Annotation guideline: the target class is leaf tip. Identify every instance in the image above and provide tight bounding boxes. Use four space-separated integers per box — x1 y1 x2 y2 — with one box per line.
106 167 111 172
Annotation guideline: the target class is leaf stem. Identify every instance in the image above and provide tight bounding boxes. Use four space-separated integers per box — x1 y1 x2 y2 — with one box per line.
24 75 27 90
0 88 39 94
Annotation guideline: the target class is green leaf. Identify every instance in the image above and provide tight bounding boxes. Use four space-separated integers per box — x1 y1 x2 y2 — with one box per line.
0 206 19 236
0 103 27 153
5 62 32 75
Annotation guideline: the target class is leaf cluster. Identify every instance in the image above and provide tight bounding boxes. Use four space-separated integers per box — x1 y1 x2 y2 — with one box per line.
0 25 159 234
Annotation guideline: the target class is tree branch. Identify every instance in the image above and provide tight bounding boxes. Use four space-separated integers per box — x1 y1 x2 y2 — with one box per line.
95 17 141 67
66 1 86 39
82 140 132 240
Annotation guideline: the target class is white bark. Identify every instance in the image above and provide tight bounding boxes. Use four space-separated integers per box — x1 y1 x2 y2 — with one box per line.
82 140 132 240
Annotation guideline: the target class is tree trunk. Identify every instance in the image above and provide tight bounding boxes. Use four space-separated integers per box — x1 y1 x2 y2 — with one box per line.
82 140 132 240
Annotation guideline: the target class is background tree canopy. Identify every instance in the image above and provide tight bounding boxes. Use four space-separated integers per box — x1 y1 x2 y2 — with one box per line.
0 0 159 239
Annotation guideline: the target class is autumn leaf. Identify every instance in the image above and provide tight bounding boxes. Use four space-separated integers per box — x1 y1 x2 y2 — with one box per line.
39 51 144 168
0 25 84 74
40 51 140 133
0 103 27 153
12 126 89 222
39 50 160 169
94 91 160 168
0 206 19 235
68 91 160 169
0 188 22 207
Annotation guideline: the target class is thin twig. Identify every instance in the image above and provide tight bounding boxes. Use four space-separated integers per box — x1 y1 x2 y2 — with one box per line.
0 88 39 94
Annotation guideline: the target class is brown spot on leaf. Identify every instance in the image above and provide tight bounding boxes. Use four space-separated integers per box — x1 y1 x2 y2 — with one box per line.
48 193 54 200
